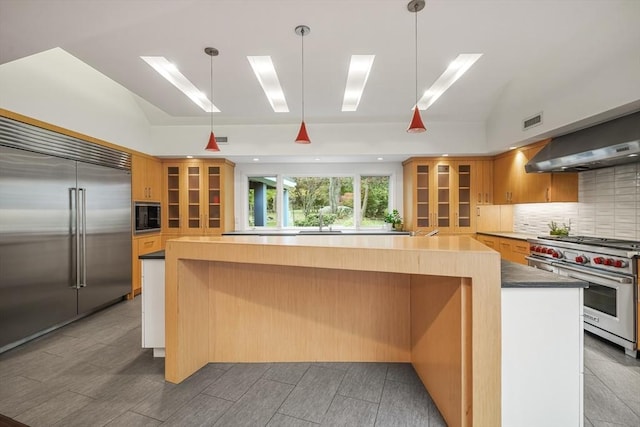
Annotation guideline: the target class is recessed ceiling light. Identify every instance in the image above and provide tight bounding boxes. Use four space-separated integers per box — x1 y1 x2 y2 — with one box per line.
253 158 260 162
140 56 220 112
342 55 375 112
415 53 482 111
377 157 384 161
247 56 289 112
314 158 321 161
629 154 638 157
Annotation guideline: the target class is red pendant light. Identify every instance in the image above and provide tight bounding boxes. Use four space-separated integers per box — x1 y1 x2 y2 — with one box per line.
295 25 311 144
407 106 426 133
407 0 426 133
204 47 220 151
295 121 310 144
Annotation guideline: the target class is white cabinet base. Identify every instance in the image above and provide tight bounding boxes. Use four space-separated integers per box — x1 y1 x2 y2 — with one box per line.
141 258 165 357
502 287 584 427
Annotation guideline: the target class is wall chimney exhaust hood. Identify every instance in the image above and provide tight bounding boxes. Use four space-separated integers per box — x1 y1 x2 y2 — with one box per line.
525 111 640 173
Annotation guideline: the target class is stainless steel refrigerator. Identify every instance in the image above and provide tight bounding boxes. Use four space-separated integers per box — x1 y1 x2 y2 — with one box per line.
0 118 132 351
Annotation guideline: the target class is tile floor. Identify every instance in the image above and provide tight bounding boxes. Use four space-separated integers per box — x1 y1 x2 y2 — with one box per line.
0 297 638 426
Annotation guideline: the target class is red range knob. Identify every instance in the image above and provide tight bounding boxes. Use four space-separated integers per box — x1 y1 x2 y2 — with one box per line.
536 247 542 253
575 256 584 263
552 251 561 258
530 246 536 251
604 258 614 266
541 248 548 254
614 260 626 268
594 257 604 264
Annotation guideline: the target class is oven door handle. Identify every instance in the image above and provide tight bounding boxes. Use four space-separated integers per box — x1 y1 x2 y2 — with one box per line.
557 264 632 285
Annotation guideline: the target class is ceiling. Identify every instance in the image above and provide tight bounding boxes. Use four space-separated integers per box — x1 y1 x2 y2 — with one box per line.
1 0 639 134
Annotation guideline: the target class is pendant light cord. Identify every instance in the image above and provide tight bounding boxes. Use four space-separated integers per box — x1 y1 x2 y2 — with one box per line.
414 4 418 108
301 27 305 121
210 52 214 130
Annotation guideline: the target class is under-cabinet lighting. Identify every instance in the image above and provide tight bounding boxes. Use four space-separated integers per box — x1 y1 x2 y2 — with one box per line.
186 155 194 159
342 55 375 112
140 56 220 113
415 53 483 111
247 56 289 112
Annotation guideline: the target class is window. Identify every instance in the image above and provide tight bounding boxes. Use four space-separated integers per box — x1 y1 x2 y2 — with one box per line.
243 170 395 230
284 176 354 228
360 176 390 227
247 176 277 228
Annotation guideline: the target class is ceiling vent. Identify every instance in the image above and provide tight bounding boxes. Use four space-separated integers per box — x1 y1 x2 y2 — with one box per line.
216 136 229 145
523 112 543 130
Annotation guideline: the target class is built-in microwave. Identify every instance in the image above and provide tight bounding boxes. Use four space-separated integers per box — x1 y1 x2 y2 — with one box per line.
134 202 161 234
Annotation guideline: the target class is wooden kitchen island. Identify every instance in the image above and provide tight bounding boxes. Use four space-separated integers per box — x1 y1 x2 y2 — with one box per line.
164 235 501 427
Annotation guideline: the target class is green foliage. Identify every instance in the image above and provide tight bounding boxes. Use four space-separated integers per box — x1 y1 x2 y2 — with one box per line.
384 209 402 225
548 221 570 236
294 212 337 227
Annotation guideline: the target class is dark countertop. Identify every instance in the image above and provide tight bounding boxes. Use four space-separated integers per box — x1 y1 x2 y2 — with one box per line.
222 230 411 236
501 259 588 288
477 231 539 241
139 250 165 260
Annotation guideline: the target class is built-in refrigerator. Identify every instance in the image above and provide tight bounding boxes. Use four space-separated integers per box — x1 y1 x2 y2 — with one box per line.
0 116 132 352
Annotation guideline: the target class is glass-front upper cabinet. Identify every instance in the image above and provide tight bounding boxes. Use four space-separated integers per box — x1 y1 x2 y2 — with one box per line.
403 158 477 234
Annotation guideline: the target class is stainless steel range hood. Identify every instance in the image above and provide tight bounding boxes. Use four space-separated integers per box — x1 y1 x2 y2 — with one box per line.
525 111 640 173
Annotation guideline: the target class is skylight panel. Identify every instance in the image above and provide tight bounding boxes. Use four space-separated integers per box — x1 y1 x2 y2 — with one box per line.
247 56 289 113
140 56 220 112
342 55 375 112
416 53 483 110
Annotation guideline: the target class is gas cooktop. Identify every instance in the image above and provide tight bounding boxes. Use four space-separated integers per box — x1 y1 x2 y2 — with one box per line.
537 235 640 251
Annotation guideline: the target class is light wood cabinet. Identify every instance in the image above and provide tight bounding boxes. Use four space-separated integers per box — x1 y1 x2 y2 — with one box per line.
403 158 479 234
132 154 162 201
162 159 235 236
476 233 529 265
493 140 578 204
131 234 162 296
475 159 494 205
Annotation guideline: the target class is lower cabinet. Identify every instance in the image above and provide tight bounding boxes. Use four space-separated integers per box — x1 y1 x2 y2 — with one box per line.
502 286 584 426
141 257 165 357
131 234 162 296
476 234 528 265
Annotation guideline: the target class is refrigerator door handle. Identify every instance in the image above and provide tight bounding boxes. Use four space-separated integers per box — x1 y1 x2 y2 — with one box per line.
71 187 80 289
79 187 87 288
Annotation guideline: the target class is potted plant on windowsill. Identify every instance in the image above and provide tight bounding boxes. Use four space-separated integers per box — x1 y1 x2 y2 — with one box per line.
384 209 403 231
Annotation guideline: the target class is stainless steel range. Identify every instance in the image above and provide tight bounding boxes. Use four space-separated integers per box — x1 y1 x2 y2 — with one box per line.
527 235 639 358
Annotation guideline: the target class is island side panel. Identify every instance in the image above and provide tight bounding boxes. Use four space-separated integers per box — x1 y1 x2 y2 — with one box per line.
165 258 210 383
207 262 411 362
470 256 501 427
410 275 471 427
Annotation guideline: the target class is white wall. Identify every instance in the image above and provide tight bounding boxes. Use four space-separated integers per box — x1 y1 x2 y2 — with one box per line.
234 161 404 230
486 46 640 153
0 48 152 152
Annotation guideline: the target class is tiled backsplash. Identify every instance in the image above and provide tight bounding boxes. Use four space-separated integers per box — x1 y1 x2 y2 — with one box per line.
512 163 640 239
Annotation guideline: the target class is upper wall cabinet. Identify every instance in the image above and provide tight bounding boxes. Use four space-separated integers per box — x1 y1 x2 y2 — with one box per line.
132 154 162 201
403 158 489 234
493 140 578 204
162 159 235 236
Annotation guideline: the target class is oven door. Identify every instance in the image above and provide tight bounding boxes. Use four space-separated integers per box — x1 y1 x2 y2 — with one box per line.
556 264 636 345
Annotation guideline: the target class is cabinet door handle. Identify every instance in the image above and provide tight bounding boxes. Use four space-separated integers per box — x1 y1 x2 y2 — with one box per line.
485 193 489 204
546 188 550 202
477 207 480 216
478 193 482 204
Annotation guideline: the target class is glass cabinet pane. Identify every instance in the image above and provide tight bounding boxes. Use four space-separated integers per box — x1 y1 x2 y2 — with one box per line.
437 165 449 227
187 166 200 229
458 164 471 227
167 166 180 229
416 164 430 228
